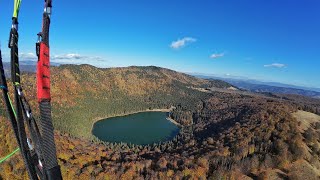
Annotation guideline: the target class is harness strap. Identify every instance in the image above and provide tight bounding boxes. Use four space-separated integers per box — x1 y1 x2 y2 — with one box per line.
9 24 39 180
37 0 62 179
1 0 61 179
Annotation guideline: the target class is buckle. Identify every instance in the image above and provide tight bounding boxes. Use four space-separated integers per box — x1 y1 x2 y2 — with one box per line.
36 33 42 57
44 7 52 18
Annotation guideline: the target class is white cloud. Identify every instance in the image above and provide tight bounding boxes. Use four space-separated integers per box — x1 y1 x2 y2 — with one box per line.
52 53 84 60
19 53 90 62
4 52 108 67
20 52 37 60
210 53 225 59
170 37 197 49
50 53 107 66
264 63 287 68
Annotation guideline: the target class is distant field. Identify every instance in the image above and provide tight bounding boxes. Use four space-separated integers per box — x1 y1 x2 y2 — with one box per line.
292 110 320 132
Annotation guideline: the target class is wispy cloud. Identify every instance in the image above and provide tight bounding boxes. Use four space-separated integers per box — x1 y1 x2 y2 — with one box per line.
264 63 287 68
52 53 84 60
51 53 106 65
210 52 225 59
170 37 197 49
18 52 103 63
4 52 108 67
20 53 37 61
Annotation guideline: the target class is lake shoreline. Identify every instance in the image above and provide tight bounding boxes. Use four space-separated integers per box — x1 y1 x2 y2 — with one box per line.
166 117 182 127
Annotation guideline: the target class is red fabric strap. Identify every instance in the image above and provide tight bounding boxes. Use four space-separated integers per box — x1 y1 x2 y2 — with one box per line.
37 43 51 102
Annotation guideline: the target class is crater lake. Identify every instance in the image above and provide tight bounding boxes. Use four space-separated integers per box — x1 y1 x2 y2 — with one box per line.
92 111 180 145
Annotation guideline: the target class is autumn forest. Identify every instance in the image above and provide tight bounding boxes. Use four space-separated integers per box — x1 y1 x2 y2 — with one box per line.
1 65 320 179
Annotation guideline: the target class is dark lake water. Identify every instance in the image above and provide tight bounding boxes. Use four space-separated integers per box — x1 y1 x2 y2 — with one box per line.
92 112 180 145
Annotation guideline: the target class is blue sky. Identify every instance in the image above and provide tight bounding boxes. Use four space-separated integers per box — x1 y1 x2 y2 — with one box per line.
0 0 319 88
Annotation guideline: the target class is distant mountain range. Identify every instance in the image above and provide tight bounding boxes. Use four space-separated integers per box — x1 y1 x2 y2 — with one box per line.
2 61 60 77
192 74 320 99
2 61 37 73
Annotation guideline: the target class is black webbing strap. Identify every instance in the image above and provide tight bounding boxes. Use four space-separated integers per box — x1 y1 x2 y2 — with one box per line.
39 101 58 170
9 20 39 180
18 85 46 180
